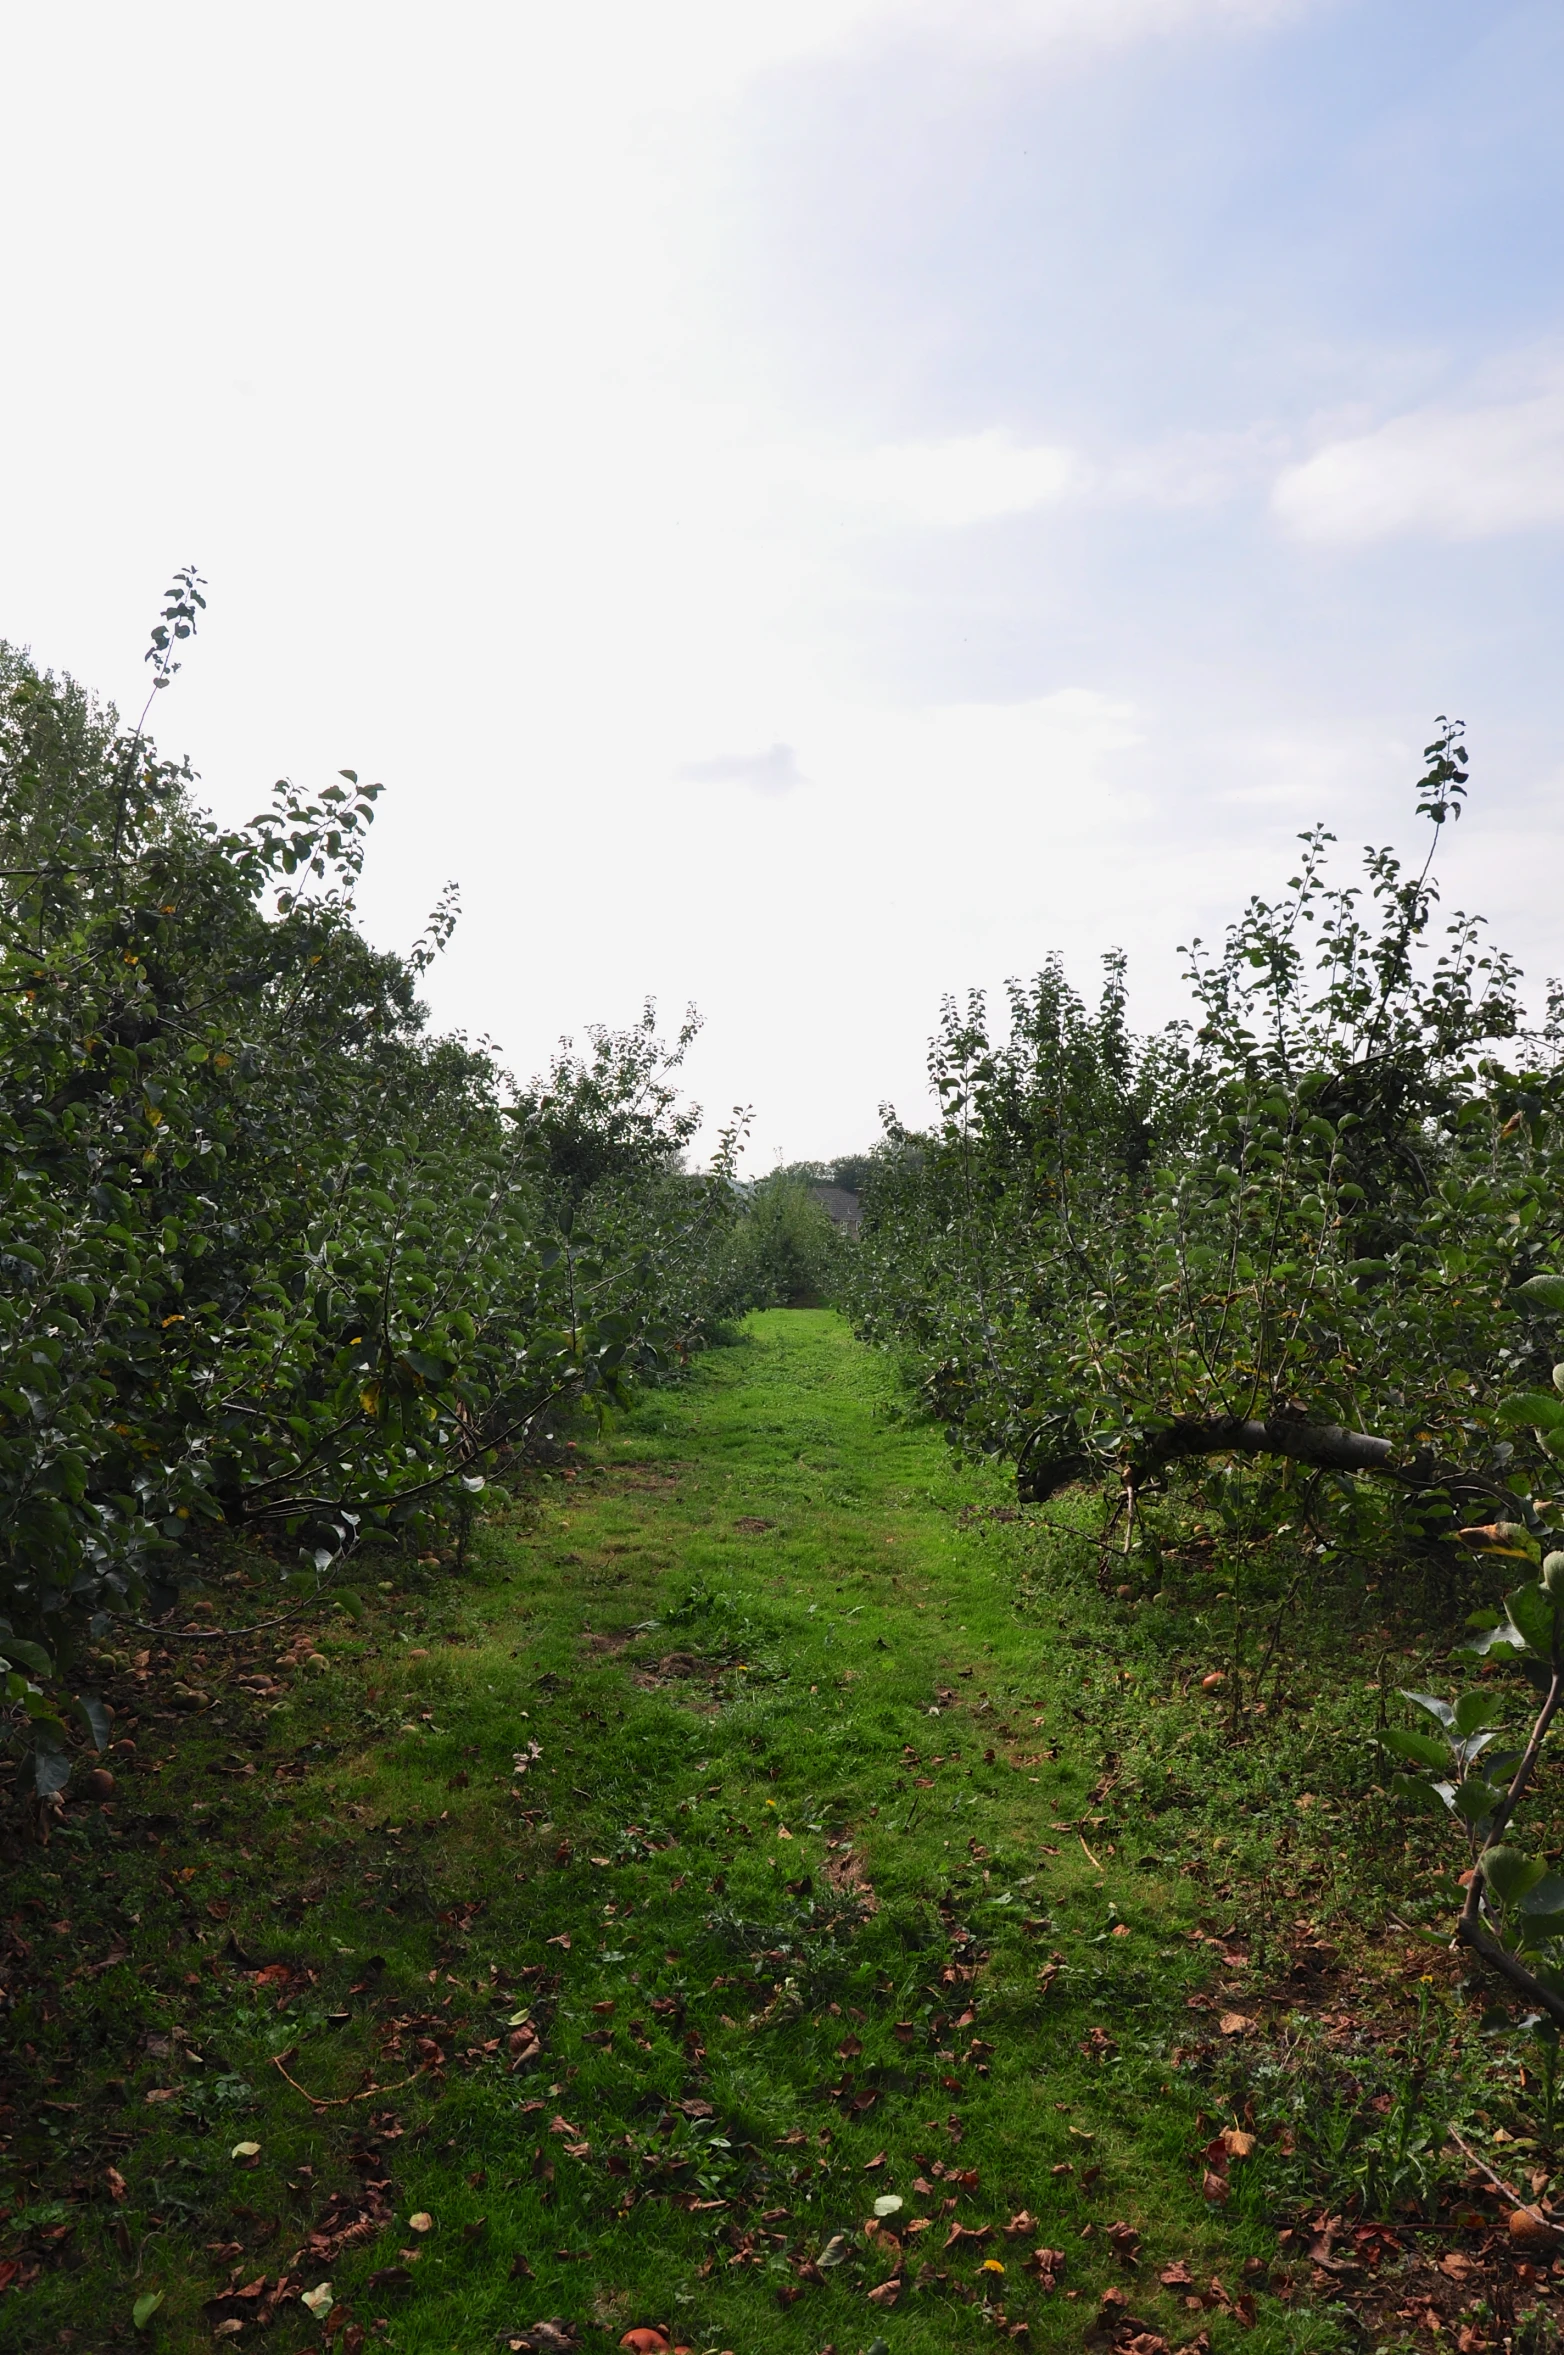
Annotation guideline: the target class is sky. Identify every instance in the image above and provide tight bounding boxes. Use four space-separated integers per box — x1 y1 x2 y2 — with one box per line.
2 0 1562 1166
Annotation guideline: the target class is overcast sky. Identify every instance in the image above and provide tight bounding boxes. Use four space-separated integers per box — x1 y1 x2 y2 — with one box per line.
3 0 1561 1165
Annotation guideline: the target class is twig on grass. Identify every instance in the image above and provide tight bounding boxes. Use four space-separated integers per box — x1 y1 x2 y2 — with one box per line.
1024 1506 1133 1563
1446 2127 1559 2232
270 2051 430 2111
1252 1562 1308 1707
127 1599 319 1642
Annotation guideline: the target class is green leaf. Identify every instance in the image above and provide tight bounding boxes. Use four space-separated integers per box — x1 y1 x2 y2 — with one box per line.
1390 1771 1451 1817
2 1636 53 1677
72 1694 110 1751
1453 1779 1502 1827
1517 1275 1564 1313
330 1587 364 1621
34 1747 71 1798
1498 1392 1564 1431
1508 1582 1561 1659
1483 1846 1548 1903
133 2292 165 2331
1453 1620 1525 1662
1402 1690 1455 1727
1520 1873 1564 1918
1453 1689 1504 1736
1380 1727 1451 1769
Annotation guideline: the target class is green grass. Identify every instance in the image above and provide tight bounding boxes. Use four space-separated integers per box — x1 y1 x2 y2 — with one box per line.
6 1311 1536 2354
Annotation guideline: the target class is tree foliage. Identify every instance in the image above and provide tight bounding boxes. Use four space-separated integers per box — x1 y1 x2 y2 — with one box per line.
0 587 739 1785
844 722 1564 2017
849 724 1563 1544
719 1172 847 1310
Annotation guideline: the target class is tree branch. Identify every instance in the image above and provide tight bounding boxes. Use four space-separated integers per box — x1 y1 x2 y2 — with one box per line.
1019 1410 1507 1505
1452 1663 1564 2027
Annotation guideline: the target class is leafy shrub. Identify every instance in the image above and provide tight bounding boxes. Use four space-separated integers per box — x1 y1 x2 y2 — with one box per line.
719 1173 847 1309
847 723 1564 1563
0 583 739 1786
841 718 1564 2020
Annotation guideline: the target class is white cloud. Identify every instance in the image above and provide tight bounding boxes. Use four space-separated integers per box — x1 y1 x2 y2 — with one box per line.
792 431 1086 526
676 743 805 793
1273 383 1564 543
651 0 1313 95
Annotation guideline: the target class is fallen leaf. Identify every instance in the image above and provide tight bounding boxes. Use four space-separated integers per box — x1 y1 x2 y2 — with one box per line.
231 2141 262 2160
1160 2262 1195 2288
1217 2012 1254 2036
144 2087 178 2105
866 2279 902 2308
1202 2170 1231 2204
1221 2128 1256 2159
301 2284 334 2320
106 2166 128 2201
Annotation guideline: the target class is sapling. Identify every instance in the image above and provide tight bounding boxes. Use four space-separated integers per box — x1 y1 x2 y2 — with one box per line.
1383 1276 1564 2025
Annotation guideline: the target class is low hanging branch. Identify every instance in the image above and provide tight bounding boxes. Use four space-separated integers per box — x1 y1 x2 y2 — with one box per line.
1021 1410 1505 1509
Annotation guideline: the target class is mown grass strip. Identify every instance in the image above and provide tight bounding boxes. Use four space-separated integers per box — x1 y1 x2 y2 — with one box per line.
5 1311 1504 2353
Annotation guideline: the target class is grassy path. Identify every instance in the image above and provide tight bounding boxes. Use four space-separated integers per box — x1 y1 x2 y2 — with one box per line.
8 1312 1303 2355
